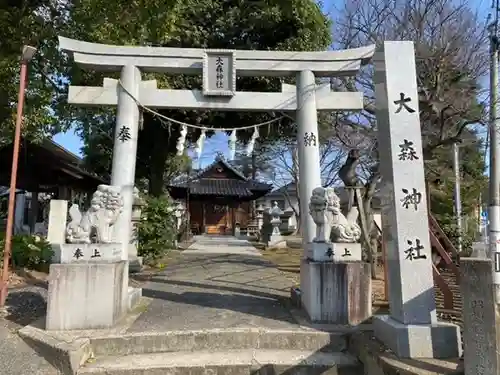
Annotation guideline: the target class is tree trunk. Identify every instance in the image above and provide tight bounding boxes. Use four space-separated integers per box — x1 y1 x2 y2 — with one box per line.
355 188 378 279
148 156 167 196
148 133 169 197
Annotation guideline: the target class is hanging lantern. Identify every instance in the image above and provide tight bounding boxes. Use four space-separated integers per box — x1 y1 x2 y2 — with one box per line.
195 128 206 157
228 129 237 160
176 125 188 156
195 128 206 168
246 126 259 156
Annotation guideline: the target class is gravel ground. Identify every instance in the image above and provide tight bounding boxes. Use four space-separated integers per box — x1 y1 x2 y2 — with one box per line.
0 285 59 374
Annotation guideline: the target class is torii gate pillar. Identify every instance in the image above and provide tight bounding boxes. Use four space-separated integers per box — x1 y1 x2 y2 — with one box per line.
296 70 322 244
111 65 142 259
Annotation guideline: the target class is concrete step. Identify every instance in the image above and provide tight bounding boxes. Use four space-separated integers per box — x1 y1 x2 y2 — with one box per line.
79 349 362 375
89 329 349 357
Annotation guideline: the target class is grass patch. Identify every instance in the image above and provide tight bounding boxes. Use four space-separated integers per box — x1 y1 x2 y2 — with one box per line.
260 246 302 284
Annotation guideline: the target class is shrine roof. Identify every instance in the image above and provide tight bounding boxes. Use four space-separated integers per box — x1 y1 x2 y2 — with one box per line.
0 138 106 192
187 179 268 197
168 159 272 199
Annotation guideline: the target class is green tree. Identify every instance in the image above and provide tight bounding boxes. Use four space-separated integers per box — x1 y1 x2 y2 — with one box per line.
332 0 488 276
137 194 177 264
428 136 487 252
0 0 67 144
56 0 332 195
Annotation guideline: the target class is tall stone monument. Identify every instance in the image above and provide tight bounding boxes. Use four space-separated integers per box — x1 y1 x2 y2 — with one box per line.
372 41 461 358
461 258 500 375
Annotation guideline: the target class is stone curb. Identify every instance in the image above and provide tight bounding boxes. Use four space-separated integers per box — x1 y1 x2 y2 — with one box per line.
349 331 464 375
18 324 91 375
17 297 152 375
90 328 350 356
79 349 361 374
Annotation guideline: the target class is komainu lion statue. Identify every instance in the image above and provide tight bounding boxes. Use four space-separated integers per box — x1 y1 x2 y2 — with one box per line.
66 185 124 244
309 187 361 243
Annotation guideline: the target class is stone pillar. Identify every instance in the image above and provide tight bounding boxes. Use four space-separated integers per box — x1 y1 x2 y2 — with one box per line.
28 190 39 234
110 65 142 260
461 258 500 375
47 200 68 245
280 209 293 232
13 192 26 234
296 70 321 245
372 41 460 358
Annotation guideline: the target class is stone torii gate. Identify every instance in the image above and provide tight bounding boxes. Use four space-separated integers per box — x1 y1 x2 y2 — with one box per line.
59 36 370 249
59 37 460 358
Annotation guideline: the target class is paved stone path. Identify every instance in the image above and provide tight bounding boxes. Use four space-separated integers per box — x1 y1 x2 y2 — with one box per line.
1 285 58 374
128 236 302 332
183 235 262 256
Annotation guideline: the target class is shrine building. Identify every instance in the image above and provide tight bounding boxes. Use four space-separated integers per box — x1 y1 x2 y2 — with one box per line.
167 159 272 235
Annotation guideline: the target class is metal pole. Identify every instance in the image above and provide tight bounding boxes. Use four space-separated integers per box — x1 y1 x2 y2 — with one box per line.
452 142 463 253
0 47 36 307
488 25 500 303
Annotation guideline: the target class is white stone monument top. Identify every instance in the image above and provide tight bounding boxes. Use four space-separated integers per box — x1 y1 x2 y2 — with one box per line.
58 36 374 77
374 41 436 326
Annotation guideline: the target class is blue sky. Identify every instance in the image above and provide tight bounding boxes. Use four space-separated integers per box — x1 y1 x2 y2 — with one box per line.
53 0 491 168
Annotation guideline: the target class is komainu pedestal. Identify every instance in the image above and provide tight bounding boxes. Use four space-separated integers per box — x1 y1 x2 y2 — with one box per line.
46 261 128 330
300 259 372 324
45 184 142 331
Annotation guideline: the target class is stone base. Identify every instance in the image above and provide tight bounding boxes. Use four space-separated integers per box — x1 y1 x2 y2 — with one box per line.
267 234 286 248
304 242 362 262
373 315 462 358
127 286 142 310
46 261 128 330
128 256 143 273
300 259 371 324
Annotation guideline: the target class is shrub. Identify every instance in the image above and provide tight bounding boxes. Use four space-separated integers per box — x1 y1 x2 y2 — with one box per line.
0 234 53 272
436 215 474 257
137 194 177 264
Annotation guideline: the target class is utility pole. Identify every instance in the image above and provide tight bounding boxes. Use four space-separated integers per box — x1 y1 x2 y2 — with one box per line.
0 46 37 307
452 142 463 253
488 15 500 303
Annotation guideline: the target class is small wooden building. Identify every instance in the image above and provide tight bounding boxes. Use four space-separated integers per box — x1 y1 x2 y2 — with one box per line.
0 138 106 196
168 159 272 235
0 138 106 233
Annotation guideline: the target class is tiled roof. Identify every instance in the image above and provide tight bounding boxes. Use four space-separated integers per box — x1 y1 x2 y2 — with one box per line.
174 178 271 197
168 158 272 198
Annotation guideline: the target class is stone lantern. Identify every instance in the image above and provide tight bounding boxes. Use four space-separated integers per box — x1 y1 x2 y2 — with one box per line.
256 204 265 231
269 202 283 236
174 202 186 231
262 202 286 248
